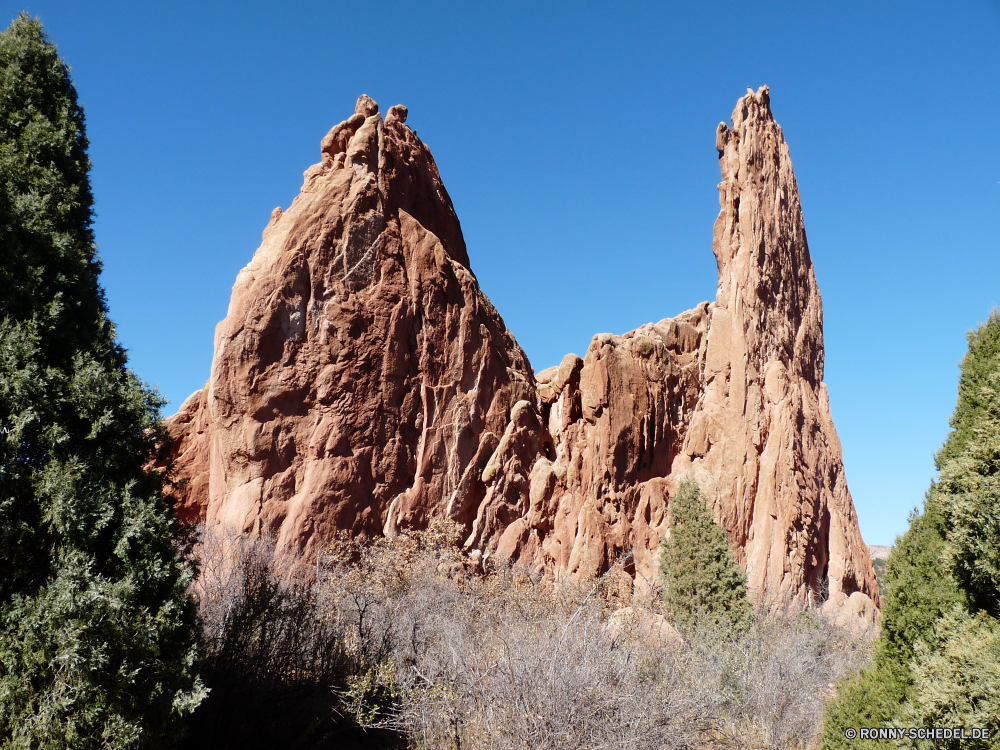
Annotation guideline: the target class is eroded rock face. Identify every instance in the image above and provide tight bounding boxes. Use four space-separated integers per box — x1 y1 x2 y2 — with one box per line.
166 89 878 616
689 87 877 611
166 94 534 558
472 307 712 594
467 87 877 614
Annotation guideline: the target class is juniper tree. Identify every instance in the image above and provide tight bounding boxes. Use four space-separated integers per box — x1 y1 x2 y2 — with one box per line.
0 14 202 748
660 479 755 635
936 317 1000 616
820 501 962 750
822 312 1000 750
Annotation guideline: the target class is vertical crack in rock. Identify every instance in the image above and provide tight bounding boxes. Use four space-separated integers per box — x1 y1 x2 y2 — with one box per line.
165 88 879 623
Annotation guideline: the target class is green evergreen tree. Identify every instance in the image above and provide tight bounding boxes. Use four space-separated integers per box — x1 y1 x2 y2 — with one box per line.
660 479 754 635
935 312 1000 468
0 14 203 748
821 660 910 750
878 501 964 669
937 366 1000 616
822 312 1000 749
821 503 964 750
903 608 1000 738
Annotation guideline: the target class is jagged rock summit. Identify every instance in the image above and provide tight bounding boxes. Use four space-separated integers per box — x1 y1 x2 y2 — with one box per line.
167 89 879 621
168 93 535 548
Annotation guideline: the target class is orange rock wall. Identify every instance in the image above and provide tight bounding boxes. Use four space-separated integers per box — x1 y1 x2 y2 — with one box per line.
168 97 534 558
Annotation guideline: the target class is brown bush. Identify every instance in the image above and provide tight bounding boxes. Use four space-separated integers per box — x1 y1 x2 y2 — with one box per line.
321 522 873 750
183 527 403 750
185 522 873 750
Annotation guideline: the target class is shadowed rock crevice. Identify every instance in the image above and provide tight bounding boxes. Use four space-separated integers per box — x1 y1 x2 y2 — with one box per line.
165 88 878 623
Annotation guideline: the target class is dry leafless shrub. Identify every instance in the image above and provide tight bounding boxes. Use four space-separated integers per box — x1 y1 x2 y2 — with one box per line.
680 611 875 750
321 522 874 750
184 526 403 750
185 521 874 750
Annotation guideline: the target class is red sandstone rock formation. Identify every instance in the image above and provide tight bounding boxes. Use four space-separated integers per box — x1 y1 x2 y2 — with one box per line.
691 87 877 615
167 95 535 556
166 88 879 616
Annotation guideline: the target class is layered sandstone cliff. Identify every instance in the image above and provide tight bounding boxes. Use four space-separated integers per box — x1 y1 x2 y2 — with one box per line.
166 88 878 618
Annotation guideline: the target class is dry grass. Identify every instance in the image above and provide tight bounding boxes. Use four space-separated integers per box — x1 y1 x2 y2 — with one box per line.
186 523 874 750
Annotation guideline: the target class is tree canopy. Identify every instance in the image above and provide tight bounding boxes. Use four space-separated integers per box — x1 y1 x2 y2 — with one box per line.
822 311 1000 749
0 14 202 748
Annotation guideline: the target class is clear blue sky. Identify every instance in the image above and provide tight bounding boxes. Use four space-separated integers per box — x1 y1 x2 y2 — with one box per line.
10 1 998 546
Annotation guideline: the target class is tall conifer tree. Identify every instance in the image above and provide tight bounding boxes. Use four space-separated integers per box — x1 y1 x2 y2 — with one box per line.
660 479 755 635
0 14 202 748
822 312 1000 749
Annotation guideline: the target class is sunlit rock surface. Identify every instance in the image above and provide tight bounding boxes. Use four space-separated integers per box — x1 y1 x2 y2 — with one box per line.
166 88 878 619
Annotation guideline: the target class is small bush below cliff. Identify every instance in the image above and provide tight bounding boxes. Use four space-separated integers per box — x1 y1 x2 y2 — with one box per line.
660 478 756 635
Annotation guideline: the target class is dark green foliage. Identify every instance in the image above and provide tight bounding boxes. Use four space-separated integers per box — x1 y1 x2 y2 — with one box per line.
878 501 964 667
904 608 1000 747
0 8 103 599
660 479 755 635
936 355 1000 613
820 503 960 749
0 14 202 748
821 659 909 750
935 312 1000 469
822 312 1000 748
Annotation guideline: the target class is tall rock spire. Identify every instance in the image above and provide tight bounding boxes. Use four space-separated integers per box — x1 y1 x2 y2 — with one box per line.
683 86 877 612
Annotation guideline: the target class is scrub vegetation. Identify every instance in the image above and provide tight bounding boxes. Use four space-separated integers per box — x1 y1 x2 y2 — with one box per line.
185 521 872 750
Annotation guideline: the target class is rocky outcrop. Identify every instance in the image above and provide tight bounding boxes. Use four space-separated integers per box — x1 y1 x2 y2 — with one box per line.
696 87 875 613
166 88 879 616
471 307 712 594
167 386 212 525
166 95 535 557
465 87 877 613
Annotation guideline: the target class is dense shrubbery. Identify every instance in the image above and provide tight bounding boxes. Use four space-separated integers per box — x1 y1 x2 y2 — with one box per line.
822 312 1000 749
188 521 872 750
0 14 201 748
183 530 400 750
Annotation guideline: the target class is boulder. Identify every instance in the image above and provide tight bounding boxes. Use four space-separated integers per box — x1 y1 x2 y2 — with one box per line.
606 606 684 648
